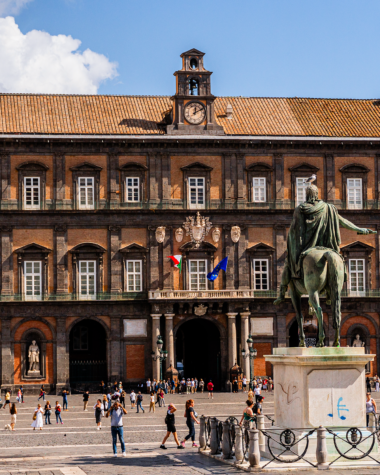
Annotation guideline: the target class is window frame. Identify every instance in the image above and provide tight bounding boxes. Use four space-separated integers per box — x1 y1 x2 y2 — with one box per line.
70 243 105 298
125 177 140 203
252 259 269 290
24 177 41 210
296 177 308 206
188 259 208 291
246 162 273 204
70 162 102 210
181 162 213 209
119 162 147 207
246 243 275 292
340 163 369 210
288 162 319 206
78 260 96 298
188 176 205 209
78 176 95 210
120 243 149 293
16 161 49 211
126 259 143 292
15 243 51 298
348 258 365 296
252 177 266 203
24 260 42 300
346 178 363 210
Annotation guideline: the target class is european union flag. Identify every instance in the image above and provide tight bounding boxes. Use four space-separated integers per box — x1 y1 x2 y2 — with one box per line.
207 257 228 281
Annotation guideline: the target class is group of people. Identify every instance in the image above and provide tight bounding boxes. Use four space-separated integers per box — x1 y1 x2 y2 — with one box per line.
145 378 210 394
232 376 273 393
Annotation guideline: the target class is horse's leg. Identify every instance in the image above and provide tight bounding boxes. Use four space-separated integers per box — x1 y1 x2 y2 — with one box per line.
308 291 325 347
331 282 342 347
289 282 305 347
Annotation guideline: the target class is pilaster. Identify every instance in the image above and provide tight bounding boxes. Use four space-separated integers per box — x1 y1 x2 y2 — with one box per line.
240 312 251 380
108 153 119 205
0 152 11 201
273 153 284 202
1 226 13 295
54 225 68 294
54 152 66 205
55 316 69 392
164 314 175 370
110 317 121 381
325 153 335 202
227 313 238 371
151 314 161 380
274 224 287 291
1 317 12 388
109 226 122 293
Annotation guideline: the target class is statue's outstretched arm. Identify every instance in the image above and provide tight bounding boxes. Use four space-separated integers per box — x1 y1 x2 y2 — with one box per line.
339 215 377 235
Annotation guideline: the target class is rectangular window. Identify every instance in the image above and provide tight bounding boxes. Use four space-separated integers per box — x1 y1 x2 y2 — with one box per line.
349 259 365 295
253 259 269 290
252 177 266 202
296 177 308 205
189 177 205 209
188 259 207 291
126 177 140 202
24 177 40 209
347 178 363 209
126 260 142 291
78 177 94 209
79 260 96 297
24 261 42 299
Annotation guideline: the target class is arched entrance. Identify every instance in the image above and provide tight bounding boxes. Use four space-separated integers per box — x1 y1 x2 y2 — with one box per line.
69 319 107 386
176 318 221 389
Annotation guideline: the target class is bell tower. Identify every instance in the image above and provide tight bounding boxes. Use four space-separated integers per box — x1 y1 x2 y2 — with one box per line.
167 49 224 135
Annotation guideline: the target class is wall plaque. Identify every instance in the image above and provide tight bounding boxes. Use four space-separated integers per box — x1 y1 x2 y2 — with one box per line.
251 317 273 336
123 319 147 337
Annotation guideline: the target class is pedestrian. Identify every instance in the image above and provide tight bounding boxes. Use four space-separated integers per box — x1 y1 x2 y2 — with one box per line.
366 377 372 393
32 404 44 431
186 379 191 394
100 381 106 393
20 385 24 403
207 380 214 399
94 398 103 430
38 387 45 402
62 389 68 411
180 399 199 448
248 388 254 403
254 384 261 403
242 375 247 393
160 388 166 407
149 392 155 412
191 378 195 394
195 378 198 392
170 379 175 394
107 392 112 410
83 391 89 411
262 379 268 391
119 381 123 391
146 378 151 394
375 375 380 392
3 391 10 409
160 404 184 450
106 401 127 457
44 400 52 425
16 389 22 403
253 395 264 416
113 381 118 392
120 390 126 408
232 378 238 393
366 392 377 427
239 399 255 425
55 401 63 424
136 392 145 413
199 379 204 393
268 377 273 392
130 390 136 409
9 403 17 431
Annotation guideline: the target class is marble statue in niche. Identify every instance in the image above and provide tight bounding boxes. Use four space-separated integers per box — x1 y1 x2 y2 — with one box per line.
28 340 40 374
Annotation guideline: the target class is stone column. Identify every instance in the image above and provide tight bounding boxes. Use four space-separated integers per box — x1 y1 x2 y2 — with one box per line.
164 314 175 370
227 313 238 371
1 317 13 388
151 314 161 380
55 316 69 392
240 312 251 381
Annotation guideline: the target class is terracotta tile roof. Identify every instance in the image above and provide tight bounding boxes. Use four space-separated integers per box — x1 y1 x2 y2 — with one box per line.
0 94 379 137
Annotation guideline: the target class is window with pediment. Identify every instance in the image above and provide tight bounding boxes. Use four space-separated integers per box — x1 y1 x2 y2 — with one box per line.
179 241 217 290
288 163 320 206
340 163 370 210
70 162 102 210
340 241 374 296
119 162 148 207
15 243 51 299
16 162 49 210
119 243 149 292
246 162 273 204
246 242 275 291
181 162 212 209
70 243 106 298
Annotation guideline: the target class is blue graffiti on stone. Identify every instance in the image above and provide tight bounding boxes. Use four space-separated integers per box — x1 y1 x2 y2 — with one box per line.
328 397 349 420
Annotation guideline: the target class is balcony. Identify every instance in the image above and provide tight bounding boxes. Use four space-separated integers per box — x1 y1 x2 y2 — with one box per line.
0 292 147 302
148 290 255 300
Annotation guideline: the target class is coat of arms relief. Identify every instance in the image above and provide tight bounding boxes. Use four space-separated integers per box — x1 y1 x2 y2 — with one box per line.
183 212 212 248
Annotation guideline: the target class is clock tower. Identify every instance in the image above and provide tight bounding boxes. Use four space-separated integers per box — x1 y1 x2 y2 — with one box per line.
167 49 224 135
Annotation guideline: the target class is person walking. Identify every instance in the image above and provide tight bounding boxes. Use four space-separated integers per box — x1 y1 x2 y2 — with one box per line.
191 379 195 394
120 390 126 408
83 391 90 411
366 392 377 427
94 399 103 430
239 399 255 426
38 385 45 402
199 379 204 393
195 378 198 392
160 388 166 407
170 379 175 394
253 395 264 416
102 394 108 411
242 376 247 393
16 389 22 403
156 389 162 408
55 401 63 424
180 399 199 448
20 385 24 403
375 375 380 392
248 388 254 403
186 379 191 394
107 392 112 410
232 378 239 393
106 401 127 457
207 380 214 399
62 389 68 411
32 404 44 431
146 378 151 394
268 377 273 392
366 377 372 393
160 404 184 450
44 401 52 425
9 403 17 431
100 381 106 394
130 390 136 409
149 392 155 412
3 391 10 409
136 392 145 413
254 384 261 403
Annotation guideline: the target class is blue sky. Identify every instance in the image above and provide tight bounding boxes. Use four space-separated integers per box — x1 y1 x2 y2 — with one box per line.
2 0 380 98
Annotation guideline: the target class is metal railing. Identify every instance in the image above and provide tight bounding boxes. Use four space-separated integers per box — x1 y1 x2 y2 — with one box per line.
0 292 147 302
148 289 255 300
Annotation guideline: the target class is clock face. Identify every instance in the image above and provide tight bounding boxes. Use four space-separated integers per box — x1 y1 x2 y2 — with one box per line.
184 102 206 125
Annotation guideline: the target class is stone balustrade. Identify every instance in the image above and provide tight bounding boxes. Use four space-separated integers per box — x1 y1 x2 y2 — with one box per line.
148 289 255 300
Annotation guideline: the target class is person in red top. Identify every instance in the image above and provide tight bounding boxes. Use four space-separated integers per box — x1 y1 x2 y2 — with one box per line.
207 381 214 400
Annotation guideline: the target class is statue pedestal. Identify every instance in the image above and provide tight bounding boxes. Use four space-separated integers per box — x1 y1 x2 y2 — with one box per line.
263 348 376 460
27 370 41 376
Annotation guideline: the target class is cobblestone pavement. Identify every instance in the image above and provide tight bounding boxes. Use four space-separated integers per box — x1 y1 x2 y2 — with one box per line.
0 390 377 474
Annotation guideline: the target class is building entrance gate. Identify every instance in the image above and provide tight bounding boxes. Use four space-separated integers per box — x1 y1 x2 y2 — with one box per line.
176 318 221 390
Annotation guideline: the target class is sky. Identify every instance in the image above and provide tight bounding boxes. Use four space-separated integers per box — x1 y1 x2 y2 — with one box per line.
0 0 379 99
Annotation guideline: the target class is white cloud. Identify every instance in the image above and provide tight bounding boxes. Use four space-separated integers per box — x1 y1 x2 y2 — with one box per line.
0 0 33 16
0 16 118 94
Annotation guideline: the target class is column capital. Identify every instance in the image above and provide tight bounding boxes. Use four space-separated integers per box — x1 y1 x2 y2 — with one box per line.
227 313 238 318
164 314 175 318
240 312 251 318
150 314 162 319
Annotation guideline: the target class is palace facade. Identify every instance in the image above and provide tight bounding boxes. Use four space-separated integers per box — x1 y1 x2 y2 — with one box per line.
0 49 380 392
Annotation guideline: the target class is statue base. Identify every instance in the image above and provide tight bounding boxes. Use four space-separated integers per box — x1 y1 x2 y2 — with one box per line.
263 347 377 460
27 370 41 376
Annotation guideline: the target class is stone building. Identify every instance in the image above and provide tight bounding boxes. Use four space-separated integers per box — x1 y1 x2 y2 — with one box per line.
0 48 379 392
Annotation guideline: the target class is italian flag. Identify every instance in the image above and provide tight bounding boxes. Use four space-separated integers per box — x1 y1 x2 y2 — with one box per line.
167 255 182 273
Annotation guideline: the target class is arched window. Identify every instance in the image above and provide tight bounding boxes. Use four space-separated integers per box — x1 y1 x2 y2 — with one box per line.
190 58 198 70
189 78 199 96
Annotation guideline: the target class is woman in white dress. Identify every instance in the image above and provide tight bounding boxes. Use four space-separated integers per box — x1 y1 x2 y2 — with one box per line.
31 403 44 430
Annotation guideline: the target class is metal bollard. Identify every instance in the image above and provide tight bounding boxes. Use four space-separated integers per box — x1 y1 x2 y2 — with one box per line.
316 426 328 470
256 414 265 454
199 416 207 449
234 424 244 463
222 421 232 459
248 429 260 468
210 417 219 455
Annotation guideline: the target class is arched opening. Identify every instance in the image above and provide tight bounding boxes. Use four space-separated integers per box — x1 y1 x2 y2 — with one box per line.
69 319 107 387
190 58 198 70
189 78 199 96
176 318 221 389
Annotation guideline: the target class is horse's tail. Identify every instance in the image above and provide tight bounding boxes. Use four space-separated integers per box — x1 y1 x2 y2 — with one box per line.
323 251 343 330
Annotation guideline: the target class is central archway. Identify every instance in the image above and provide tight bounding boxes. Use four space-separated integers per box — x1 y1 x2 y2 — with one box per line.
176 318 221 390
69 319 107 387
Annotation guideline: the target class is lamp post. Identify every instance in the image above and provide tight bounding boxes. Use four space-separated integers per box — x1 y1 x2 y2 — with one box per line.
241 334 257 389
151 335 168 381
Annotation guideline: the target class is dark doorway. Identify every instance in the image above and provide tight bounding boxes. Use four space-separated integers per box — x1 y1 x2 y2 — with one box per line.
289 320 299 347
176 318 221 390
69 319 107 386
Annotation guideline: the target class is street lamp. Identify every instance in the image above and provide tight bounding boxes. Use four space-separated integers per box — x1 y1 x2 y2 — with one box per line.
241 334 257 389
151 335 168 381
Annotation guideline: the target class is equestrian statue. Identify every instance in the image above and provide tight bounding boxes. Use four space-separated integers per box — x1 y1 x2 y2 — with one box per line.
274 178 376 347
